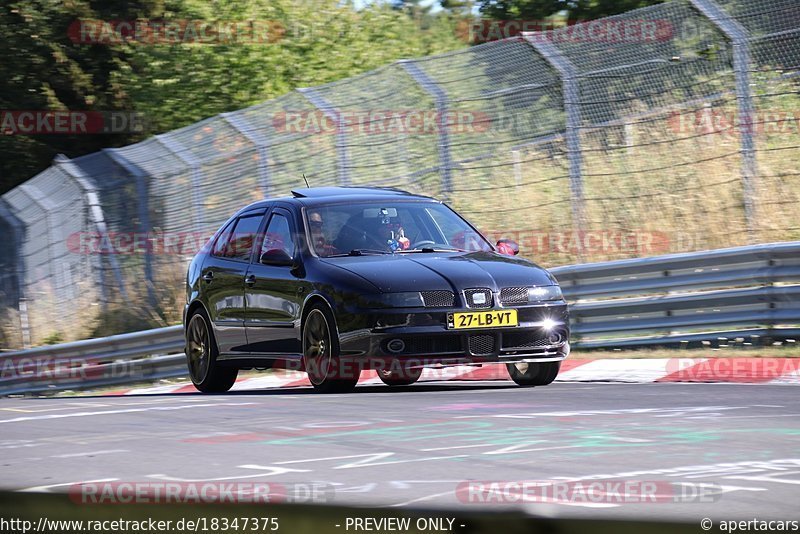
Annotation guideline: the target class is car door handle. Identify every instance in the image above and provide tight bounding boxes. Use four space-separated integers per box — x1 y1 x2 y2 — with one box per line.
244 274 256 287
203 272 214 282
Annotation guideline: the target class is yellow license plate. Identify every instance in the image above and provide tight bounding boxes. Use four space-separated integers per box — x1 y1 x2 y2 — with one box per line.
449 309 518 330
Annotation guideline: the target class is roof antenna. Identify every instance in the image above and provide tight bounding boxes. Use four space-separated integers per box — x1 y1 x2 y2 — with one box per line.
302 173 310 188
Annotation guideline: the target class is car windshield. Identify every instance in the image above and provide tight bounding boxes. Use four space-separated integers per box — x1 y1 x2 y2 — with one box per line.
304 202 493 258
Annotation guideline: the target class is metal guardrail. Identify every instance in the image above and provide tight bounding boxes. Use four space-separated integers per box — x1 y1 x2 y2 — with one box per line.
0 326 185 396
551 241 800 348
2 242 799 395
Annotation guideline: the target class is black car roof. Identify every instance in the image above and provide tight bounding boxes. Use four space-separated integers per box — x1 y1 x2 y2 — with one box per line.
238 186 437 213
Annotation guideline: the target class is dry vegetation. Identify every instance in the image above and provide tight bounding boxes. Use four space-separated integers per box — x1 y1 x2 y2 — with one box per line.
449 83 800 268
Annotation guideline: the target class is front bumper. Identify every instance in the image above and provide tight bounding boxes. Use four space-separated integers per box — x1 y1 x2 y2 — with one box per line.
338 302 570 367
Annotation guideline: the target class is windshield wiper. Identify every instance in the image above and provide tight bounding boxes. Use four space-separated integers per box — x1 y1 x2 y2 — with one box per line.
397 247 466 253
327 248 392 257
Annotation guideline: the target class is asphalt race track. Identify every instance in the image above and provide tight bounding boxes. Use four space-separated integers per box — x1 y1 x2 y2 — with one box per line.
1 382 798 524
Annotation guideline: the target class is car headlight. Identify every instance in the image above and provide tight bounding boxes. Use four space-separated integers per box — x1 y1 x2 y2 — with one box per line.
528 285 563 303
378 292 425 308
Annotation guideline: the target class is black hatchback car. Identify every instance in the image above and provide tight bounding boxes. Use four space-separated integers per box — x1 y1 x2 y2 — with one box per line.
184 187 569 393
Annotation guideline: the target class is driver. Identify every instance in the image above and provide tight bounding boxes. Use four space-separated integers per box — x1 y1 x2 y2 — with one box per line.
308 210 339 257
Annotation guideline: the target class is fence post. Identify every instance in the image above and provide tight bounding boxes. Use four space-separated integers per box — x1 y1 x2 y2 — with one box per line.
689 0 758 241
523 33 586 260
16 183 60 341
297 87 351 186
55 155 128 304
0 200 31 348
103 148 157 309
221 112 272 198
399 60 454 199
156 134 206 228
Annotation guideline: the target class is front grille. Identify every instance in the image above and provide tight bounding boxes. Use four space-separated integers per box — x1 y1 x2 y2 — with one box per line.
421 290 455 308
387 336 462 355
469 334 495 355
503 331 564 349
500 287 528 306
464 288 493 309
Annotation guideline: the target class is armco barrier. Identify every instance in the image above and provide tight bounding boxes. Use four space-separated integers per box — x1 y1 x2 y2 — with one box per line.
1 242 799 395
0 326 184 396
551 241 800 348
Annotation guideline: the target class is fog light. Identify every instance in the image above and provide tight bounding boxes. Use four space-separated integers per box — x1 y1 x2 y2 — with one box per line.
387 339 406 353
548 333 562 344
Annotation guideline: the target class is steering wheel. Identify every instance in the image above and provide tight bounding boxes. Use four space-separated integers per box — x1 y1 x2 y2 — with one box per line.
409 239 437 249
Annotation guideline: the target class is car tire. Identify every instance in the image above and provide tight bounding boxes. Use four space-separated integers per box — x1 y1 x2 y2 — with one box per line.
185 309 238 393
303 304 359 393
376 367 422 386
506 361 561 386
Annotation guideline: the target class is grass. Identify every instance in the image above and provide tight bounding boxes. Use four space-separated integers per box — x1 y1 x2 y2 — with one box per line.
444 76 800 268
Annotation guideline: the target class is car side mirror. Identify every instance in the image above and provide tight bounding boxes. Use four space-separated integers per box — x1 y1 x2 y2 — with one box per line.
259 249 294 266
496 239 519 256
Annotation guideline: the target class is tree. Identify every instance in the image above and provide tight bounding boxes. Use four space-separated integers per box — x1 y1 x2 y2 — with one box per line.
0 0 163 194
478 0 663 21
116 0 466 132
1 0 467 194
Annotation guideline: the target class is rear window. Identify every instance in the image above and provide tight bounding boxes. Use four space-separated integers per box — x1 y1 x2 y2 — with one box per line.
212 214 264 261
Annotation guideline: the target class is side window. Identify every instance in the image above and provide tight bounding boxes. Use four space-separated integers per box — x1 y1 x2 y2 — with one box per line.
261 213 295 257
211 221 235 258
223 214 264 261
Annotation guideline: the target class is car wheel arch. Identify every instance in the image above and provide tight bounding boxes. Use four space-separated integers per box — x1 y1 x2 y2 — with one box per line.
301 293 339 336
185 300 212 329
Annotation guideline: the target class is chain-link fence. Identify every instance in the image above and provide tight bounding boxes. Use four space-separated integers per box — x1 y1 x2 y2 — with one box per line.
1 0 798 347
